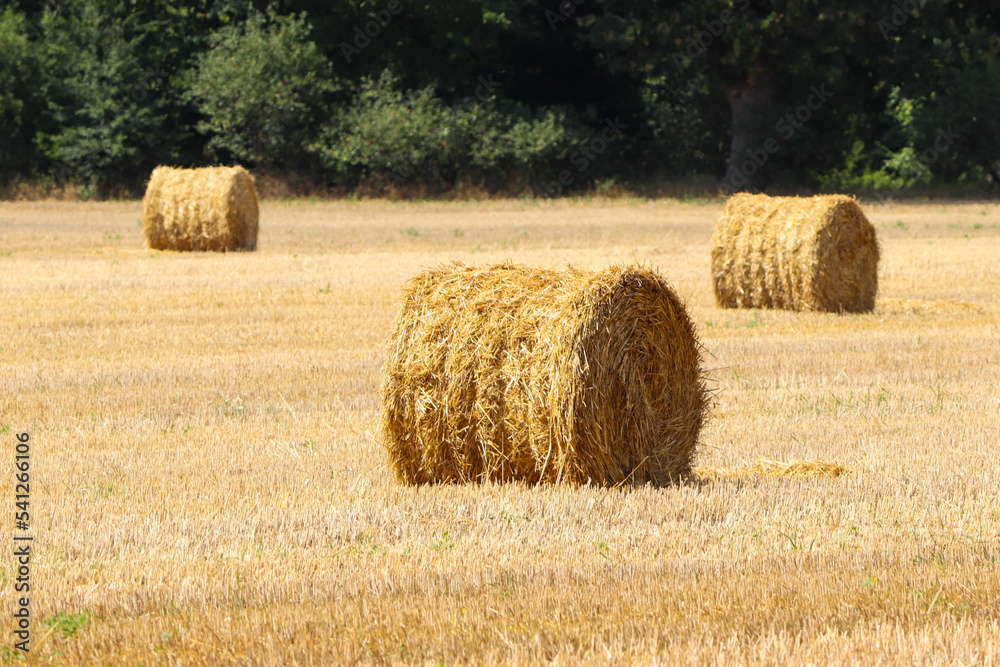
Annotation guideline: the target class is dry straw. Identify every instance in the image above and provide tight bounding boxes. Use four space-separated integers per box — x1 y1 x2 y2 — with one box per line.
142 166 259 251
711 194 879 312
876 297 982 316
381 263 708 487
694 459 848 481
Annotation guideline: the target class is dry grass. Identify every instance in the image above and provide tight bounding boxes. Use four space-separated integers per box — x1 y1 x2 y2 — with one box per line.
693 458 849 480
0 197 999 665
711 194 880 312
142 166 259 252
382 262 706 486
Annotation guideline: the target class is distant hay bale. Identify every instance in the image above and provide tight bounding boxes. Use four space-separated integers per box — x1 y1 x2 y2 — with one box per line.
711 194 879 312
380 263 708 487
142 166 259 251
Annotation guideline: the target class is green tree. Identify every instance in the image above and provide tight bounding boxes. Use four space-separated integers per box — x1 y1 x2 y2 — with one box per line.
283 0 513 97
33 0 178 195
311 69 585 189
883 1 1000 188
185 10 338 172
6 0 1000 195
576 1 892 191
0 8 39 179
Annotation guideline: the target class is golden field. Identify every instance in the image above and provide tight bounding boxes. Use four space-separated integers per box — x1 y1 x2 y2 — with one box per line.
1 197 999 665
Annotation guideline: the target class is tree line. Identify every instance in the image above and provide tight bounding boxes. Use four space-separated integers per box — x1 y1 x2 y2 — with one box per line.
1 0 999 198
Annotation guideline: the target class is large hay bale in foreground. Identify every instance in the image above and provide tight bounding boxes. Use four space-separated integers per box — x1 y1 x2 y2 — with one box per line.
142 166 259 251
381 263 708 487
711 194 879 312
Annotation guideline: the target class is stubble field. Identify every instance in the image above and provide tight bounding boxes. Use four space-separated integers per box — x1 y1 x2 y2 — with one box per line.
1 197 999 665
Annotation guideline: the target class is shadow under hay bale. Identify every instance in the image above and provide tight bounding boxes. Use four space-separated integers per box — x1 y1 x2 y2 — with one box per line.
142 166 259 252
711 194 879 312
381 263 708 487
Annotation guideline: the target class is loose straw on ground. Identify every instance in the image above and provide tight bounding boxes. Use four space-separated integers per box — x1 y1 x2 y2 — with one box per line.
693 459 848 481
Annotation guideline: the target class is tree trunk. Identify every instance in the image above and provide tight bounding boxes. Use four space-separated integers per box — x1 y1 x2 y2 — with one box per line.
722 76 773 193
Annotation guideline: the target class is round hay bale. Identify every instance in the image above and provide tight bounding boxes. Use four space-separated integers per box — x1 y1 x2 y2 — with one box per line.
710 193 879 312
381 263 708 487
142 166 259 251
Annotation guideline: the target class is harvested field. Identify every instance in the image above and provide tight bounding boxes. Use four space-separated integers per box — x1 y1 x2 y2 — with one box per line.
1 198 998 664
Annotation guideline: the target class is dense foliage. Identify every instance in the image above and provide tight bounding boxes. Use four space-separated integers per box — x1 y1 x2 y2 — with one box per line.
1 0 998 196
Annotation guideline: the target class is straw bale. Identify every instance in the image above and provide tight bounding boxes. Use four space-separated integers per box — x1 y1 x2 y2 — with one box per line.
142 166 259 251
711 194 879 312
380 263 707 486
